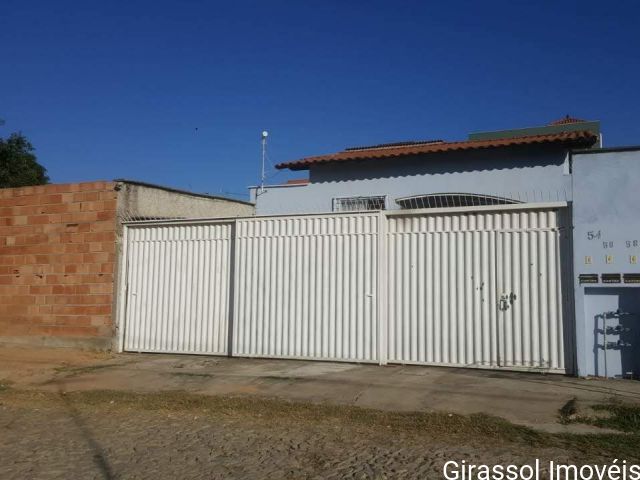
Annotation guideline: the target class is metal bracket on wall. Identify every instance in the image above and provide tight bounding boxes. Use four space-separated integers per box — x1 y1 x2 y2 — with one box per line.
597 309 636 378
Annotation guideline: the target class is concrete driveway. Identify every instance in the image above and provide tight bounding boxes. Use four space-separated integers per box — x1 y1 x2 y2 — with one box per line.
2 346 640 432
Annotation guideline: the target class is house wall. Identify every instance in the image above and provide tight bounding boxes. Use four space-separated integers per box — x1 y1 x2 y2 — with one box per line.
0 182 118 349
254 147 571 215
572 149 640 377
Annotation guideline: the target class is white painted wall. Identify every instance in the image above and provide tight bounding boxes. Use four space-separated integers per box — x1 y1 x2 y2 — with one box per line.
254 148 571 215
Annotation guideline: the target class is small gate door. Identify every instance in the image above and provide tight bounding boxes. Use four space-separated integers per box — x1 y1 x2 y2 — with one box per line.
123 222 233 355
495 210 566 372
386 214 500 368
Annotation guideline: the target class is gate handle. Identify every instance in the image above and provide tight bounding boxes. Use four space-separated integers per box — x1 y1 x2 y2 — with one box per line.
498 298 509 312
499 296 509 311
499 292 517 311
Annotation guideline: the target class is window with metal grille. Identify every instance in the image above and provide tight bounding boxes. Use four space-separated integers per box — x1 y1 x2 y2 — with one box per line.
395 193 522 210
332 195 386 212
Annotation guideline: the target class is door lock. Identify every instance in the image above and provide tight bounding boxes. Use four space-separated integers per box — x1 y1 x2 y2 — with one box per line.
499 292 517 311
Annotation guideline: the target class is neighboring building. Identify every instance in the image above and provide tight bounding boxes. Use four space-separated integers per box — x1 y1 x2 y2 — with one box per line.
0 180 253 349
572 147 640 378
251 117 600 215
244 117 640 378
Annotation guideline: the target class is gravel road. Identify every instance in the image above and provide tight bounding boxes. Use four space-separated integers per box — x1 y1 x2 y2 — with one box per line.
0 391 588 480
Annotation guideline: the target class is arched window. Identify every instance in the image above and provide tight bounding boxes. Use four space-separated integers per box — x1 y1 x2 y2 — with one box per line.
395 193 521 210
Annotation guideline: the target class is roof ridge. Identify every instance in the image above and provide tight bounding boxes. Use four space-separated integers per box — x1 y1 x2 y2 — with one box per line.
344 139 445 152
550 115 588 125
340 130 592 154
435 129 592 146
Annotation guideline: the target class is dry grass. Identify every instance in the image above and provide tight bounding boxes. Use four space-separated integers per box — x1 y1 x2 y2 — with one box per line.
558 397 578 424
2 387 640 461
52 362 129 377
566 398 640 434
0 379 12 392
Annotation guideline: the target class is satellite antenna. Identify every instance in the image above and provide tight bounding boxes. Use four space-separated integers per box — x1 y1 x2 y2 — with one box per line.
259 130 268 195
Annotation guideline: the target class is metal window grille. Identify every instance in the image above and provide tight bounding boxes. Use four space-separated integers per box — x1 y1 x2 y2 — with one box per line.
395 191 569 210
395 193 521 210
332 196 386 212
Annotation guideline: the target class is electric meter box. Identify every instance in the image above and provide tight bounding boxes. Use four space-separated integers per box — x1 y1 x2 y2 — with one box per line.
573 147 640 378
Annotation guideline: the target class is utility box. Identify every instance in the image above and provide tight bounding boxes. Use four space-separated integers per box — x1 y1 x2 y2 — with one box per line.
573 147 640 378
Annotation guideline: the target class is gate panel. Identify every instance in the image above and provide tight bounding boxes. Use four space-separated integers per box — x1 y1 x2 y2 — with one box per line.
124 223 232 354
387 207 568 372
496 209 566 371
233 214 379 362
387 213 498 367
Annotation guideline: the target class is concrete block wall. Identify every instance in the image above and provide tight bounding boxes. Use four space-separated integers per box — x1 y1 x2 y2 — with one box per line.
0 181 118 349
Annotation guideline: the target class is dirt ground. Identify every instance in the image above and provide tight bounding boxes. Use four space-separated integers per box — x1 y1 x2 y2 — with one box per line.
3 345 640 432
0 388 629 480
1 346 639 479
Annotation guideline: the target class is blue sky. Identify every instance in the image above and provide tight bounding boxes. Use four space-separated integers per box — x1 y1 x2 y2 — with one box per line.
1 1 639 199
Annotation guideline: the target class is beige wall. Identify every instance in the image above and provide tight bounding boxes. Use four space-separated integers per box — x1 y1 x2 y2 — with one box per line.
116 182 254 220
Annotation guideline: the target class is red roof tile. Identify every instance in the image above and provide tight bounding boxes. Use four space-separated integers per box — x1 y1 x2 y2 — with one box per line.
285 178 309 185
344 139 444 151
276 130 598 171
549 115 587 125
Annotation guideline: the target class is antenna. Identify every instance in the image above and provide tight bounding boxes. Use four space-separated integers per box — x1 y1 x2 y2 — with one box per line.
259 130 268 195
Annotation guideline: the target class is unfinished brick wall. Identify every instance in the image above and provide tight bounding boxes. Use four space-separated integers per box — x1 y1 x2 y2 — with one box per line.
0 182 118 348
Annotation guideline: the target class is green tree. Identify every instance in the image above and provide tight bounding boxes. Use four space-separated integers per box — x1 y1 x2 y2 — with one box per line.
0 132 49 188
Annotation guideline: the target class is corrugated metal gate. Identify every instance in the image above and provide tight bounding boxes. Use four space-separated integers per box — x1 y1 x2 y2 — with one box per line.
123 223 233 355
232 214 379 362
386 208 570 371
119 203 572 372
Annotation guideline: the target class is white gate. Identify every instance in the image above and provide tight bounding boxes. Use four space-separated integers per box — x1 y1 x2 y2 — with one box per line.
495 210 567 370
123 222 233 354
386 207 569 372
386 213 498 367
232 213 380 362
119 204 571 372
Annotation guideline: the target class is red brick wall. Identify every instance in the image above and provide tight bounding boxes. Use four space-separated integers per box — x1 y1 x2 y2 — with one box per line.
0 182 118 348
